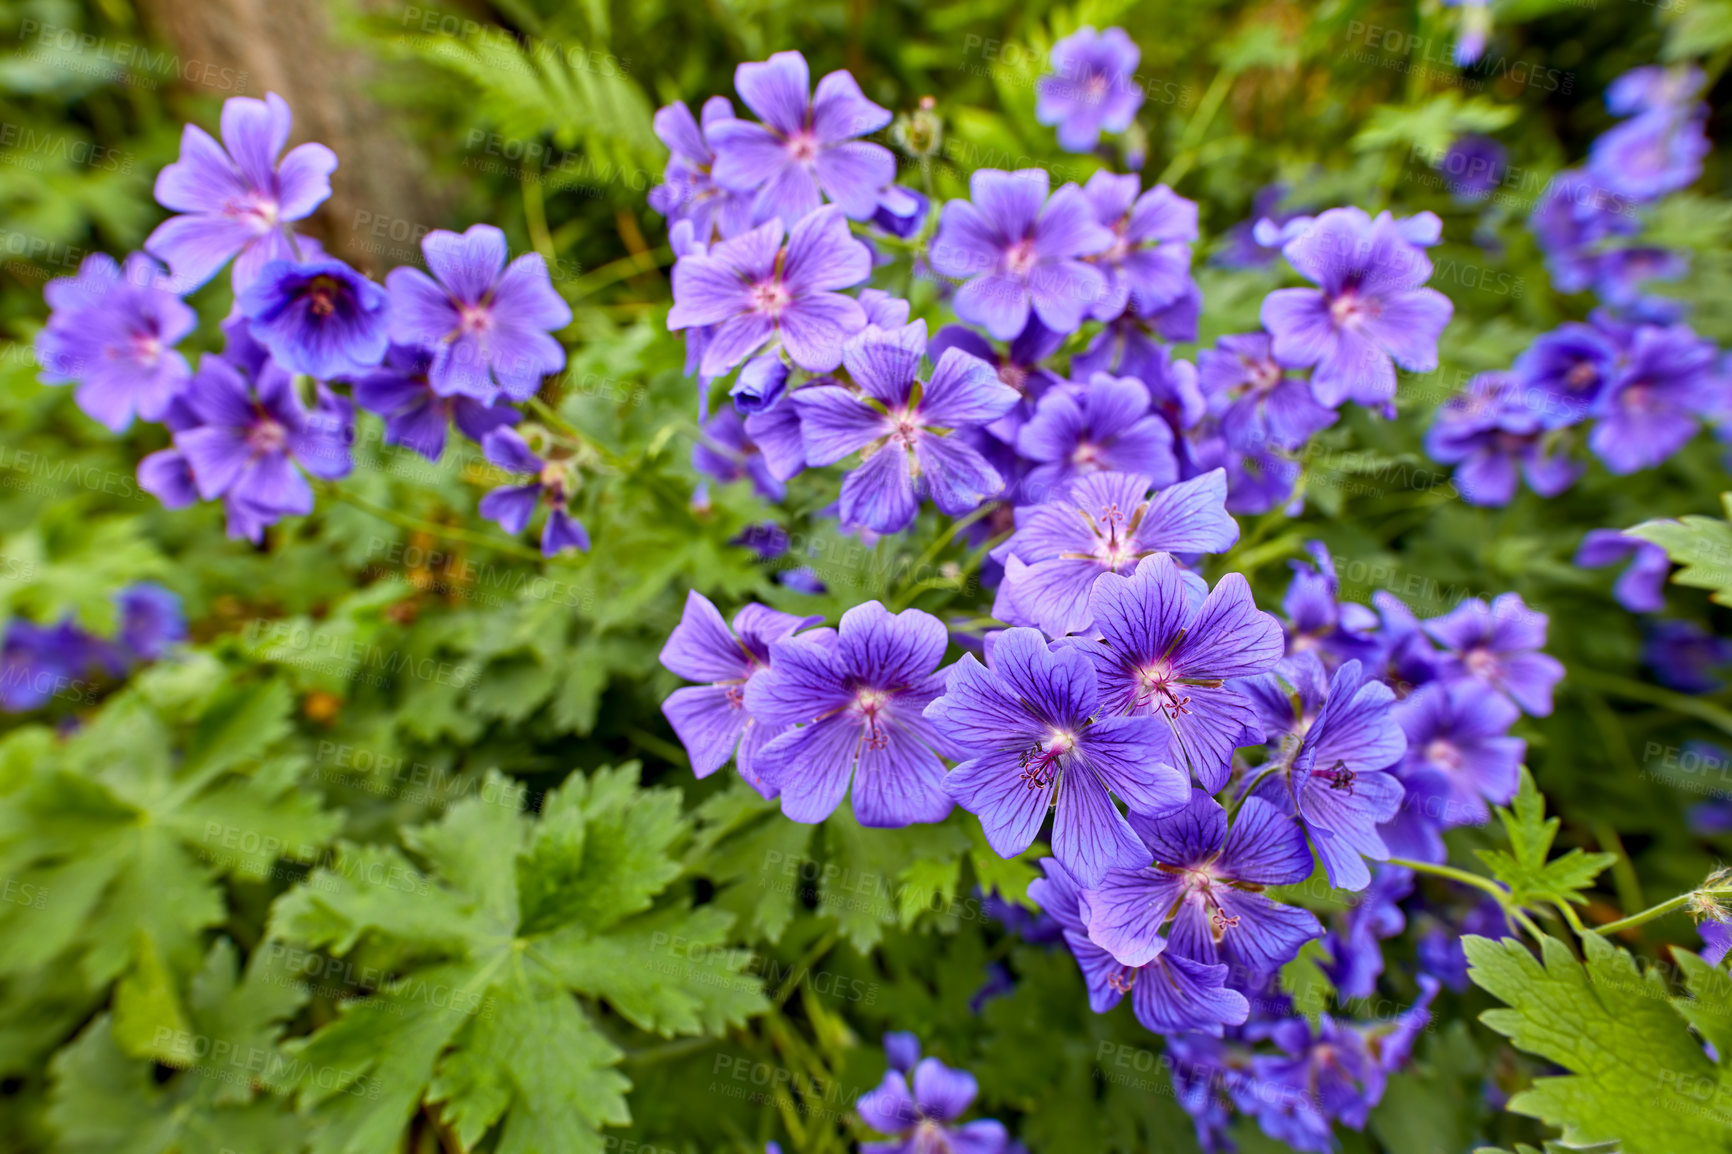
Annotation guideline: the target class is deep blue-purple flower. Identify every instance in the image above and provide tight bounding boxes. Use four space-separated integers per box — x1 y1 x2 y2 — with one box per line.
746 601 955 827
1261 208 1453 408
1576 528 1670 614
1423 593 1562 716
659 591 825 797
856 1048 1008 1154
1074 553 1284 791
351 343 519 461
928 168 1114 340
1197 332 1336 451
1016 372 1178 503
238 257 389 379
791 321 1016 533
930 627 1185 887
1079 171 1197 320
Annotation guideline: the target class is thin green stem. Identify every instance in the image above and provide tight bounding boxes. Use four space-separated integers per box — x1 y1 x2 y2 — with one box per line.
318 484 550 564
1595 885 1732 936
1387 857 1507 900
772 930 839 1009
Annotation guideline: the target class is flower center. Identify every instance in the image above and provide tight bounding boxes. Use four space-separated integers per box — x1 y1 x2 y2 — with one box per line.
1564 361 1599 391
1070 440 1103 468
1329 289 1378 329
130 333 162 367
997 361 1028 394
1425 737 1463 772
786 131 820 165
1465 645 1501 681
1247 357 1283 394
458 302 493 336
248 416 288 455
227 192 280 231
1083 72 1110 103
303 275 342 318
1317 759 1356 795
750 279 793 316
1004 238 1039 278
856 687 892 750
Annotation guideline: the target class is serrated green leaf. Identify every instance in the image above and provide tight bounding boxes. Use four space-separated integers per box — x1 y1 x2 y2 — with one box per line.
1466 932 1732 1153
1627 500 1732 605
1473 767 1615 910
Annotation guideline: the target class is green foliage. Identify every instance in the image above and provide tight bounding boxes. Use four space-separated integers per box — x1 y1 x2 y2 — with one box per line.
1628 494 1732 605
266 764 764 1154
1474 768 1617 912
1467 932 1732 1154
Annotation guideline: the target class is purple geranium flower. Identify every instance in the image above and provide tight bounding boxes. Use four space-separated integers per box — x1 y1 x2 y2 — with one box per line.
147 92 337 291
659 591 824 797
706 51 895 227
385 224 572 403
1394 680 1523 832
238 257 389 379
174 354 353 541
927 318 1066 446
1248 656 1407 891
1261 207 1453 407
1016 372 1178 503
871 185 929 239
1079 171 1197 320
930 627 1186 887
1589 107 1710 204
668 204 871 377
1247 1016 1382 1151
1512 322 1618 429
36 252 195 432
1075 554 1284 791
1587 323 1717 475
1425 372 1582 507
856 1054 1008 1154
1031 855 1250 1036
1083 789 1322 977
351 344 519 461
792 322 1017 533
992 470 1238 637
1528 170 1640 294
928 168 1114 340
1576 529 1670 614
648 96 753 242
745 601 955 827
1197 332 1337 451
476 428 590 556
1424 593 1562 716
1280 541 1380 665
1036 27 1145 152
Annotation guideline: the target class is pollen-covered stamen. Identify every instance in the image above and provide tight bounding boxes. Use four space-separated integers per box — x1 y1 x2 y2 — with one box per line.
227 191 280 230
889 408 925 449
1108 966 1136 993
1564 360 1599 391
129 333 163 367
1004 238 1039 277
1018 728 1075 789
1319 759 1356 795
723 683 747 709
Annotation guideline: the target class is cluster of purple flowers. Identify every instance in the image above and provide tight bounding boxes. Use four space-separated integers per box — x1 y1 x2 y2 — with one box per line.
37 93 581 554
855 1032 1009 1154
661 532 1543 1147
0 583 184 712
1422 66 1725 506
653 47 1468 537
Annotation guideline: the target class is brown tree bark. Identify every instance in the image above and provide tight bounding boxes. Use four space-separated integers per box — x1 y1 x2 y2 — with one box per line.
133 0 449 277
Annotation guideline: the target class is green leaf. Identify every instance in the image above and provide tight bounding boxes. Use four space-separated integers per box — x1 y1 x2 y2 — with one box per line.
1473 767 1615 911
268 765 764 1154
1627 497 1732 605
46 939 308 1154
817 811 969 952
1466 932 1732 1153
